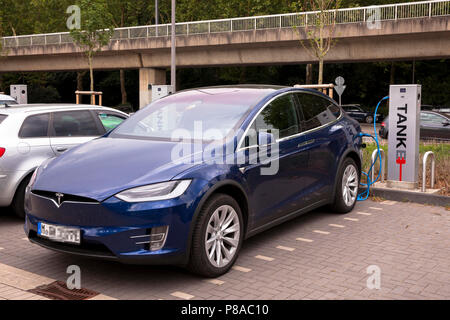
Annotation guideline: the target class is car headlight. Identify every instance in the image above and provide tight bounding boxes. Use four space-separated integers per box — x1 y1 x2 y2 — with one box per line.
115 180 192 203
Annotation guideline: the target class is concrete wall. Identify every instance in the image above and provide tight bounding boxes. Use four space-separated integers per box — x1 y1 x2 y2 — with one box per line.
139 68 166 108
0 17 449 72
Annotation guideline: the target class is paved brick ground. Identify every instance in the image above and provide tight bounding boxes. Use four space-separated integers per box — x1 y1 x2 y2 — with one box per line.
0 200 448 300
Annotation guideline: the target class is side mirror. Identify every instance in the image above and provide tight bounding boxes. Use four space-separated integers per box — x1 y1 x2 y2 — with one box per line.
443 120 450 127
258 131 275 146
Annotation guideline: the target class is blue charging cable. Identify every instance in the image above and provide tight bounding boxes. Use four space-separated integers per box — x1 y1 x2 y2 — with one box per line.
357 96 389 201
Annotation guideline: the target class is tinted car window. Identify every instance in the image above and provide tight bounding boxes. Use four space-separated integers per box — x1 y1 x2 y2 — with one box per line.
296 93 341 131
255 94 300 139
0 114 7 125
0 100 17 105
421 113 447 126
241 94 300 148
344 106 358 112
97 113 126 132
53 111 101 137
343 106 360 112
19 114 50 138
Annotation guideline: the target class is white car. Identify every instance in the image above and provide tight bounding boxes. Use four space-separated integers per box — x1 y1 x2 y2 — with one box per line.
0 104 129 218
0 94 18 106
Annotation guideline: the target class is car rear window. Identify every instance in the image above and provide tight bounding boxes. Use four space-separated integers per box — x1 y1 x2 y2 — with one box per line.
52 110 101 137
0 114 7 125
97 113 126 132
19 114 50 138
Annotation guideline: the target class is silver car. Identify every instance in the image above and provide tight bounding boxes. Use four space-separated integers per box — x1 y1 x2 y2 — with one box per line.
0 104 128 217
0 94 18 106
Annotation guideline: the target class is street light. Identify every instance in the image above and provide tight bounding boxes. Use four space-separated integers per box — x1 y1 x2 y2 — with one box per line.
155 0 159 25
171 0 176 92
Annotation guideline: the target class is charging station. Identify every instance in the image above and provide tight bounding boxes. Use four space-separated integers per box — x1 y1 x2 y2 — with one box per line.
386 85 421 190
10 85 28 104
151 85 174 102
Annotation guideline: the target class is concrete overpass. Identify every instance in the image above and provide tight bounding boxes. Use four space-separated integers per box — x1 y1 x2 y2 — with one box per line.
1 0 449 107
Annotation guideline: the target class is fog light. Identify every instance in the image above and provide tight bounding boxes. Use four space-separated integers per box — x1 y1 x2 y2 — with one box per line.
149 226 169 251
131 226 169 251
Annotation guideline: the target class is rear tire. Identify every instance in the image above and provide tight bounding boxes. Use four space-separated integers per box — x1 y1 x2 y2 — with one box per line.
187 194 244 278
330 158 360 214
365 116 374 124
12 174 31 219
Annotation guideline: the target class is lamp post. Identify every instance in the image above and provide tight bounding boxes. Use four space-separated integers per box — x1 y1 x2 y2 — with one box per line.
155 0 159 25
171 0 176 92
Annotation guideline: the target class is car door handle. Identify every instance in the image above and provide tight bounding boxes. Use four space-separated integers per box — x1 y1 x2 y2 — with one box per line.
298 139 315 148
56 147 68 152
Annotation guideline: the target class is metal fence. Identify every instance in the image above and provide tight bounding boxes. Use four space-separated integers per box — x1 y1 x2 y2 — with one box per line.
2 0 450 48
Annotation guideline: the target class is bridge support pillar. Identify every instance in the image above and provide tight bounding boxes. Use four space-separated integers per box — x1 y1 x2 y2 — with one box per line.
139 68 166 109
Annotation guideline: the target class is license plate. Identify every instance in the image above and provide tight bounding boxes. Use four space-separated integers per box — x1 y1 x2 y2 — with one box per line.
37 222 81 245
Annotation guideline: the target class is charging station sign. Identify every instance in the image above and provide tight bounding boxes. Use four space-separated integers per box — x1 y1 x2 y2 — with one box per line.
387 85 421 185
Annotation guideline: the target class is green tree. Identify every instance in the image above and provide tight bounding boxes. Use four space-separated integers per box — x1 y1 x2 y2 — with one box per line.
295 0 342 85
0 0 34 37
108 0 129 104
70 0 114 98
30 0 73 34
107 0 153 104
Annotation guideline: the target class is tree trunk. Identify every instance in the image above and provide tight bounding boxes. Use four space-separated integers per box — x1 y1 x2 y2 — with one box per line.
118 8 128 105
318 59 324 85
239 67 247 83
390 61 396 84
76 71 85 91
88 53 95 104
306 64 313 84
120 69 127 104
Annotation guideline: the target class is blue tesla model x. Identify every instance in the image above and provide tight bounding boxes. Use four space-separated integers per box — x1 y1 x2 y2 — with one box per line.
25 86 362 277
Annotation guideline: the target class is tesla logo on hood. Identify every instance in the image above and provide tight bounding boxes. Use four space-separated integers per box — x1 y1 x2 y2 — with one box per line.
55 193 64 207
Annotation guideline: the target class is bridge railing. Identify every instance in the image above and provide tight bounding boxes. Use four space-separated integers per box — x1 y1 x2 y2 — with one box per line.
2 0 450 48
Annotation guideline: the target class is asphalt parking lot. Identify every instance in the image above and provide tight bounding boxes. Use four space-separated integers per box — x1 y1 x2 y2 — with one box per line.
0 199 448 300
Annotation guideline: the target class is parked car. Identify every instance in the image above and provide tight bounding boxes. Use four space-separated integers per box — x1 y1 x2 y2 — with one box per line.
433 107 450 114
0 104 128 218
379 111 450 141
24 86 363 277
342 104 381 124
421 104 435 111
0 94 18 105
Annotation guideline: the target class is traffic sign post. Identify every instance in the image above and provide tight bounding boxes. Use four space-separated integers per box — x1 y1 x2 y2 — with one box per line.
334 76 346 106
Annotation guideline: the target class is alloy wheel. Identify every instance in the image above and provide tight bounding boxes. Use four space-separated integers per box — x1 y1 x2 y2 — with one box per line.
204 205 240 268
342 164 358 206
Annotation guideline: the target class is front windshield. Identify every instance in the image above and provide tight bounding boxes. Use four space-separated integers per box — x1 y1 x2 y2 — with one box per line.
112 89 268 141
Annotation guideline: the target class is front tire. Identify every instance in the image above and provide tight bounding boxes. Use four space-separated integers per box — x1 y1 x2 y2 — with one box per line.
187 194 244 278
12 175 31 219
331 158 360 214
